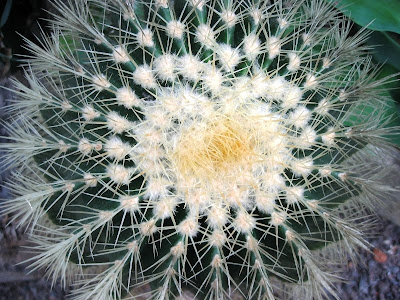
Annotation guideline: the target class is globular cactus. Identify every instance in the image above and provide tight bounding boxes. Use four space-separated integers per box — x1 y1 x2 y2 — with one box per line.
1 0 398 299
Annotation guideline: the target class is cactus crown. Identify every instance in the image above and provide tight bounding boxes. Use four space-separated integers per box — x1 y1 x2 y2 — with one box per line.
1 0 398 299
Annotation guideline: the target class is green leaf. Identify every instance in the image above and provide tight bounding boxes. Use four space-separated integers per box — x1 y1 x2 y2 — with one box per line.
342 63 400 146
0 0 12 29
326 0 400 34
343 97 400 146
367 31 400 71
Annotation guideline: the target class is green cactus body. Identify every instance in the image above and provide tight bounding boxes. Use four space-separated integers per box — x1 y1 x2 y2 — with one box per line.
1 0 398 299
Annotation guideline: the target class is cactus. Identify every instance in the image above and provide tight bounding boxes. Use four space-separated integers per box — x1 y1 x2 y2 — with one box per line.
1 0 398 299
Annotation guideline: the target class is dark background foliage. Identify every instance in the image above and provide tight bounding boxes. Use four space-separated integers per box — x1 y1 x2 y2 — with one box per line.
0 0 49 76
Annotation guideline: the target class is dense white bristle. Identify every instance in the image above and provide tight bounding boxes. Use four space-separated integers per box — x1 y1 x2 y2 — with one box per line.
167 20 185 39
106 112 134 134
137 28 154 47
322 129 336 146
291 158 314 177
155 0 168 8
177 55 204 81
287 52 301 72
154 197 177 219
203 66 223 93
116 86 142 108
105 136 132 160
282 85 302 109
221 9 237 27
289 106 311 128
196 24 216 48
270 211 287 226
107 164 133 185
190 0 206 11
78 138 93 155
91 74 111 91
207 205 228 228
304 74 318 89
267 36 281 59
209 229 226 247
217 44 241 70
154 54 176 81
84 173 98 187
81 105 100 121
133 65 157 89
243 33 261 60
250 9 262 25
141 219 157 236
256 194 276 213
297 126 317 148
112 45 130 63
178 218 199 237
234 210 256 233
120 195 139 212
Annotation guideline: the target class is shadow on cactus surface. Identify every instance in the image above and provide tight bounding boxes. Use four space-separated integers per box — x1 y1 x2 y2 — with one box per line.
0 0 399 299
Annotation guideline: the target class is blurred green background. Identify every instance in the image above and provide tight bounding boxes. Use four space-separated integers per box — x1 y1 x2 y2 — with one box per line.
326 0 400 146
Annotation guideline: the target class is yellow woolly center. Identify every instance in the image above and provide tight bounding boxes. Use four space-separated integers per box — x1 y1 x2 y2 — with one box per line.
173 115 257 184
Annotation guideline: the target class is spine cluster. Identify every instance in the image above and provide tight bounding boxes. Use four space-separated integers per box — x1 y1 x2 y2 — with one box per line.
1 0 398 299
